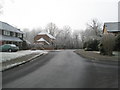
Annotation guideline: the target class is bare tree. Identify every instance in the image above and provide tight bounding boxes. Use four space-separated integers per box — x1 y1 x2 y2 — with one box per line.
45 22 58 37
79 30 86 48
23 27 42 44
72 30 82 48
86 19 102 36
80 19 102 49
54 25 73 49
62 26 72 48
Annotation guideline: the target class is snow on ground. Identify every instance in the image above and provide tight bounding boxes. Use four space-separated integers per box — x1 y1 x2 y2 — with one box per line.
0 50 48 63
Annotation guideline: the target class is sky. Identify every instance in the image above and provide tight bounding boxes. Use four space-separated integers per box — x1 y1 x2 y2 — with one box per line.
118 2 120 22
0 0 119 31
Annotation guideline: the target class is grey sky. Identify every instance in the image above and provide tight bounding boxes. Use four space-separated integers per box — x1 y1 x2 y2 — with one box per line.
118 1 120 22
0 0 119 31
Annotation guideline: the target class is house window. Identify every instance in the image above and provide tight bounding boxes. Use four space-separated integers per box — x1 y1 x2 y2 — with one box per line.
3 30 10 36
13 32 16 37
17 33 23 38
17 33 20 37
20 34 22 38
16 33 18 37
10 32 15 37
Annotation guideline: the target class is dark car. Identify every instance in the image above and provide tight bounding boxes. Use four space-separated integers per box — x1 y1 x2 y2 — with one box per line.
0 44 19 52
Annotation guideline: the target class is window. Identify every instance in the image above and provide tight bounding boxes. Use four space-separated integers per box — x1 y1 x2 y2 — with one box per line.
17 33 19 37
0 29 2 35
10 32 16 37
20 34 22 38
16 33 18 37
3 31 10 36
13 32 16 37
17 33 23 38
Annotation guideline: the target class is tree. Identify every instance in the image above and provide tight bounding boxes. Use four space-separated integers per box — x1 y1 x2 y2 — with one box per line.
54 25 73 49
72 30 82 49
84 39 99 51
86 19 102 36
62 26 72 48
23 27 42 44
80 19 102 50
80 30 86 48
45 22 58 37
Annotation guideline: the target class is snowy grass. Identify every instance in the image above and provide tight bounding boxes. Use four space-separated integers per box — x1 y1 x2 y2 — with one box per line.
0 50 47 63
93 51 120 56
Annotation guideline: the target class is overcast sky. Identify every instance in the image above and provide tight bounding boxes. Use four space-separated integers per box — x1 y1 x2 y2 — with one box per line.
0 0 119 31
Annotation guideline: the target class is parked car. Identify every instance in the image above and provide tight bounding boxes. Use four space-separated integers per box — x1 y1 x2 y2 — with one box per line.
0 44 19 52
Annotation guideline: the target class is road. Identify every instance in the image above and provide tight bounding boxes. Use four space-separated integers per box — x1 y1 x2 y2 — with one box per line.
2 50 118 88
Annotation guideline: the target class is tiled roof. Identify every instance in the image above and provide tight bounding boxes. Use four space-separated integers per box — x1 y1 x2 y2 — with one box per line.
0 35 23 42
104 22 120 32
37 38 50 45
38 32 56 39
0 21 23 34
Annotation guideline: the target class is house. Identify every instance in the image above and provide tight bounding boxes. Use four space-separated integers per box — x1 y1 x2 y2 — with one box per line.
36 38 50 45
103 22 120 35
0 21 24 49
34 32 56 49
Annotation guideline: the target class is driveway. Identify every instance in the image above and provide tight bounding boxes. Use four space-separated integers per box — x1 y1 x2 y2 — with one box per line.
2 50 118 88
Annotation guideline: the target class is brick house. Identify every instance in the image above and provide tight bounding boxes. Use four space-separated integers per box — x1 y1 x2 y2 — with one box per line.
0 21 24 49
103 22 120 35
34 32 56 49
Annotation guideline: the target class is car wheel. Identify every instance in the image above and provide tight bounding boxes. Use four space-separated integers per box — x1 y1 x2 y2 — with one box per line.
8 49 12 52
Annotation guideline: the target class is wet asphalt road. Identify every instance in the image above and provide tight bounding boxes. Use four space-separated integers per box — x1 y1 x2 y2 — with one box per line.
2 50 118 88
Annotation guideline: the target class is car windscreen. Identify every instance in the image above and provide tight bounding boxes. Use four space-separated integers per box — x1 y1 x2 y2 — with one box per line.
10 44 16 47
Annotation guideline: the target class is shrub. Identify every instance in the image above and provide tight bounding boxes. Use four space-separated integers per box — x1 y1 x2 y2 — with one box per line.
98 42 106 55
83 39 100 51
100 33 115 56
114 34 120 51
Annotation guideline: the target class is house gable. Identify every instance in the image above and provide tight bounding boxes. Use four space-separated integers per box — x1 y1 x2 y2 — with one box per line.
34 32 55 44
103 24 108 34
36 38 50 45
34 34 51 43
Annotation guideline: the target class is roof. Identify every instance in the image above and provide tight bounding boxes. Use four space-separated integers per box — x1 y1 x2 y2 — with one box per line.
38 32 55 39
104 22 120 32
23 39 31 44
0 21 23 34
37 38 50 45
0 35 23 42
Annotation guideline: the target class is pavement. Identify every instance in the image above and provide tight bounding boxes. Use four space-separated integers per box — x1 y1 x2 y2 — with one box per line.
3 50 118 88
74 49 119 65
1 50 48 71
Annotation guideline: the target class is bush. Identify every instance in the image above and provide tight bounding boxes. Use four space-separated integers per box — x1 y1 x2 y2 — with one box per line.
98 42 106 55
83 39 100 51
114 34 120 51
84 48 93 51
100 34 115 56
